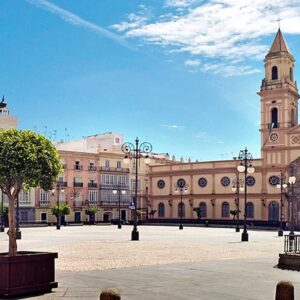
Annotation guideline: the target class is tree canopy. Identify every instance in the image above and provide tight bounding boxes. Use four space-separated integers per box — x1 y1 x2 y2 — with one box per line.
0 129 61 256
51 204 71 217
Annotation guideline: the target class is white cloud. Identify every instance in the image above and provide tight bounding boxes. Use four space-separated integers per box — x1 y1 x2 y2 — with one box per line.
195 131 224 144
184 59 201 67
112 0 300 75
162 124 185 129
165 0 198 7
26 0 126 46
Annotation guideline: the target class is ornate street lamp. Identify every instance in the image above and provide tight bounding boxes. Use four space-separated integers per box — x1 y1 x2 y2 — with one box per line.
122 137 152 241
175 178 188 230
237 148 255 242
113 188 126 229
288 175 296 236
276 170 288 237
231 175 244 232
52 184 65 230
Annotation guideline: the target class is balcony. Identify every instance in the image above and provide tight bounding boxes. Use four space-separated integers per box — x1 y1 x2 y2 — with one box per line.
99 167 130 173
39 201 50 207
73 182 83 187
88 165 97 171
88 183 98 188
99 201 131 206
74 165 83 170
74 200 83 208
57 181 67 187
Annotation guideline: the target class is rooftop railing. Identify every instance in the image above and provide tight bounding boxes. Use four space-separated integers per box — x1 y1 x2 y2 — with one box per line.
284 234 300 254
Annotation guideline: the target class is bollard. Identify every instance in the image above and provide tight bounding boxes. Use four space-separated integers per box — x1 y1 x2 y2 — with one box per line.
100 288 121 300
275 281 294 300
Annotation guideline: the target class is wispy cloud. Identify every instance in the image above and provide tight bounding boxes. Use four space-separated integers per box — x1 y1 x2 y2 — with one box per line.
162 124 185 129
112 1 300 75
195 132 224 144
26 0 126 46
184 59 201 67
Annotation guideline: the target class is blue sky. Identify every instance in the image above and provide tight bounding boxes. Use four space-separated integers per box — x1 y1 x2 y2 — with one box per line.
2 0 300 161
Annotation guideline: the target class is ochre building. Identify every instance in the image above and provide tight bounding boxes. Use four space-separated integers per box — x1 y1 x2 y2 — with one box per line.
149 29 300 229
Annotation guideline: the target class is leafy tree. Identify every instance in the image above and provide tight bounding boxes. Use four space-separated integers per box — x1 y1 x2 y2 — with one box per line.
193 207 201 219
85 207 99 215
0 129 61 256
51 204 71 217
230 209 241 220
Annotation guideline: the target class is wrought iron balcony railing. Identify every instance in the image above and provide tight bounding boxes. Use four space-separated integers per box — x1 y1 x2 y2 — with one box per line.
73 182 83 187
88 183 98 188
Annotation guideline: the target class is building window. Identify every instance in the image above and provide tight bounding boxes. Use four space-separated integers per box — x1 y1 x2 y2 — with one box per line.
19 190 31 205
131 179 140 192
272 66 278 80
75 160 82 170
199 202 207 218
222 202 230 218
269 176 280 186
178 202 185 218
89 190 98 204
157 180 165 189
246 202 254 218
290 67 293 81
117 161 121 169
268 201 279 221
105 160 110 168
40 190 50 204
158 203 165 217
198 177 207 187
271 107 278 128
41 212 47 222
221 177 230 187
246 176 255 186
115 137 120 144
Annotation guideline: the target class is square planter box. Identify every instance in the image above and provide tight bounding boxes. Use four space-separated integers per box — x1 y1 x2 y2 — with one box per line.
278 253 300 271
0 251 58 298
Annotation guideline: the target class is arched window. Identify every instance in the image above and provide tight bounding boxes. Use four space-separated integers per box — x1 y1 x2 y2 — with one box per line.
158 203 165 218
272 66 278 80
178 202 185 218
291 109 295 127
268 201 279 221
271 107 278 128
290 67 294 81
199 202 207 218
246 202 254 218
222 202 230 218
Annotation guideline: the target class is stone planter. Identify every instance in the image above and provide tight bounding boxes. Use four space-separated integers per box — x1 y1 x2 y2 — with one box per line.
0 251 58 298
278 253 300 271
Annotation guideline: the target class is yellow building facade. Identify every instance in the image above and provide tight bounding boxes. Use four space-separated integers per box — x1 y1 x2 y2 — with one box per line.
149 30 300 229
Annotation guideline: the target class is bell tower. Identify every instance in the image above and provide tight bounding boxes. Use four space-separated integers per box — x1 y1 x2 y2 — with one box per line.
259 29 299 166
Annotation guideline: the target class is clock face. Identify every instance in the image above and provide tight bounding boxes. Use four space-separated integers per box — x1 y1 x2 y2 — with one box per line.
270 133 279 142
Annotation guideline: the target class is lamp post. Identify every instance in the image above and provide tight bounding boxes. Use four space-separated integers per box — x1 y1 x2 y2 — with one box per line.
276 170 288 237
288 175 296 236
237 148 255 242
52 184 64 230
122 137 152 241
113 188 126 229
175 178 188 230
0 191 4 232
16 195 21 240
231 175 244 232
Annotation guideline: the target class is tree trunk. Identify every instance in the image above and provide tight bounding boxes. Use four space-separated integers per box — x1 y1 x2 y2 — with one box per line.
8 195 17 256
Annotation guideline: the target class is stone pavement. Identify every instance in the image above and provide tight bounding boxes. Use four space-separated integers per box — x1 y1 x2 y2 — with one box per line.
1 225 299 299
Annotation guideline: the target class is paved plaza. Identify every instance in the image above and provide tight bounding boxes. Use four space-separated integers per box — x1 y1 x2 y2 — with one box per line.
1 225 299 299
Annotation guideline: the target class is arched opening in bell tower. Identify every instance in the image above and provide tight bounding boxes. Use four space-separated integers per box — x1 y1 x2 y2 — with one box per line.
272 66 278 80
271 107 278 128
290 67 294 81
